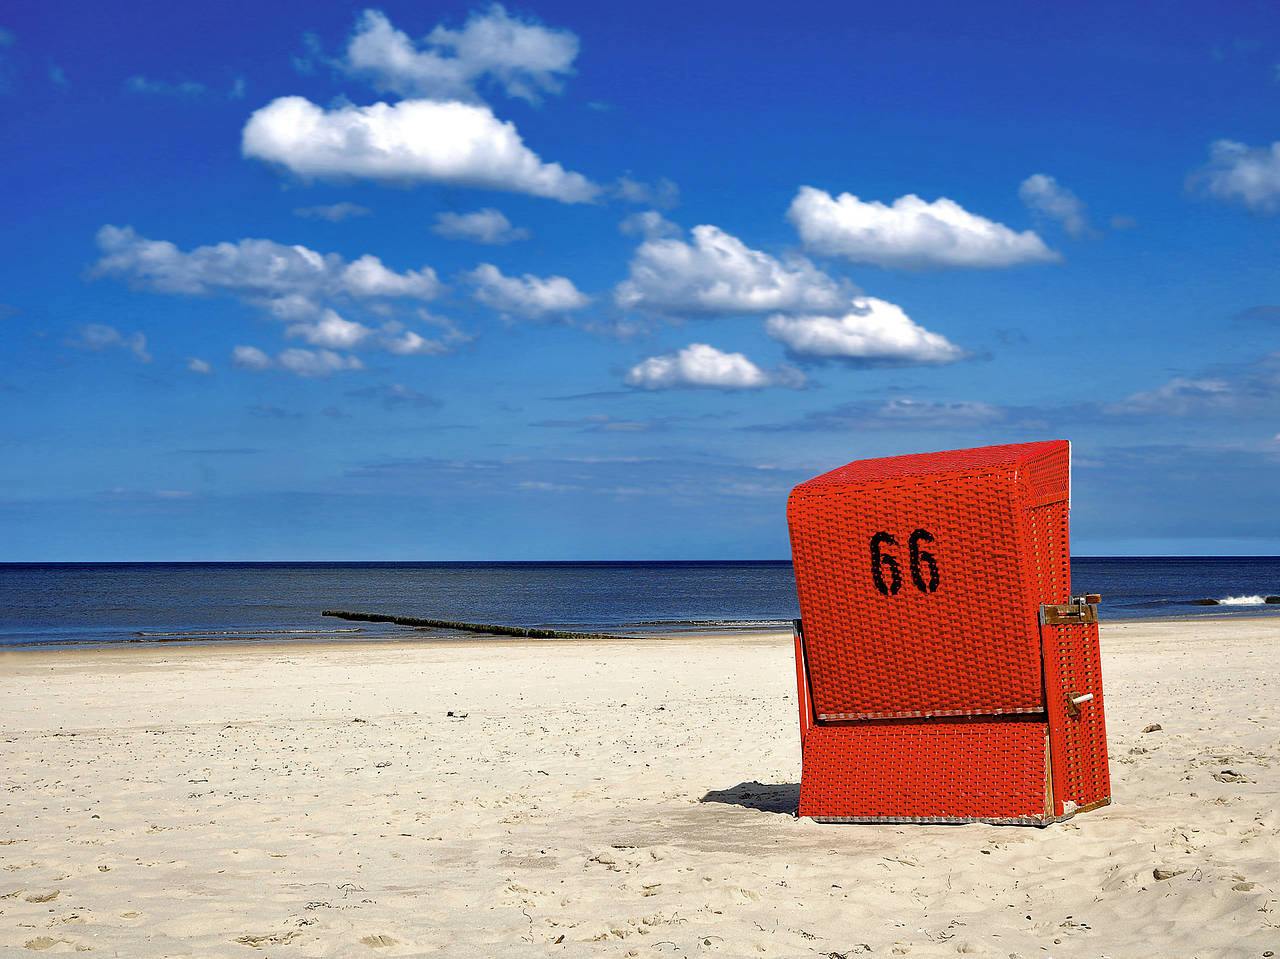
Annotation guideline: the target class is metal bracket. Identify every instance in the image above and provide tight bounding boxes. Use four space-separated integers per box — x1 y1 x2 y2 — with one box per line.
1040 595 1100 626
1064 691 1095 718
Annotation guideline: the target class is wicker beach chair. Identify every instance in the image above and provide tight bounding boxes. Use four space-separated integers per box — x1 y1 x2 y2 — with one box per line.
787 440 1110 824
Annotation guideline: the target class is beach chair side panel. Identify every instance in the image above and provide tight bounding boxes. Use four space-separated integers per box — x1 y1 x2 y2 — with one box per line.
1023 488 1112 816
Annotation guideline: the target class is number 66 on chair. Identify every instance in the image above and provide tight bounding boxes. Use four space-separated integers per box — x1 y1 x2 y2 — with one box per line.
787 440 1111 825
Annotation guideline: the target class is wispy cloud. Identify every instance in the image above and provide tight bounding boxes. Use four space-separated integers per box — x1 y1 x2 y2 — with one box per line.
293 202 371 222
125 75 207 97
432 208 529 244
247 402 300 419
344 382 442 410
338 6 579 105
1103 353 1280 418
1106 377 1235 416
93 225 439 302
746 396 1015 432
619 210 679 240
613 176 679 209
532 412 726 433
125 73 246 101
1191 139 1280 213
232 345 363 378
344 452 801 502
0 28 15 94
1235 305 1280 324
1019 174 1092 239
68 323 151 363
92 226 462 364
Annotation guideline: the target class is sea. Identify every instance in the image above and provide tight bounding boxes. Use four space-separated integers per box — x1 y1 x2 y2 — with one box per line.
1 557 1278 650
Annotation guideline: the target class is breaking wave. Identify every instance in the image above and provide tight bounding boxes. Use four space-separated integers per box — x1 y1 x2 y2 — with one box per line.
1192 595 1280 607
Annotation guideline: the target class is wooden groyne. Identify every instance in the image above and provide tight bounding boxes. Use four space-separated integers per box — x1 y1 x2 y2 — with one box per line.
321 609 616 640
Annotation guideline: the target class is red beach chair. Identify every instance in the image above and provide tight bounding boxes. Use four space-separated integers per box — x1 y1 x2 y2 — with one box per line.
788 440 1110 824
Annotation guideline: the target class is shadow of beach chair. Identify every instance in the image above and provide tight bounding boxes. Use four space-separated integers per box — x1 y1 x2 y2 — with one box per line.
787 440 1111 825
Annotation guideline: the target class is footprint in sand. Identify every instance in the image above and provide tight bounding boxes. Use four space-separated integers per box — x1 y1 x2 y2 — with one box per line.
24 890 59 903
360 934 400 947
234 931 301 947
24 938 68 951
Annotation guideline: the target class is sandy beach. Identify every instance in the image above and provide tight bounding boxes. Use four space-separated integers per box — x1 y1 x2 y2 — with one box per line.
1 620 1276 957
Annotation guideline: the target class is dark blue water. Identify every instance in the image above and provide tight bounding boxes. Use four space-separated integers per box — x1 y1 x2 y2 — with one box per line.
0 558 1277 648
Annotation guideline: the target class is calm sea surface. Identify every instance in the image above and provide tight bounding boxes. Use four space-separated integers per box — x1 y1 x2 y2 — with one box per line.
1 558 1278 649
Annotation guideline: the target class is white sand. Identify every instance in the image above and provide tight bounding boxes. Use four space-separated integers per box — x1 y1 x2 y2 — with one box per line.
1 620 1277 957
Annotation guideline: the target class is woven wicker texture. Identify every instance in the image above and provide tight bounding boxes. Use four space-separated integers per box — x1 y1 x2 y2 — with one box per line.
797 718 1050 821
788 441 1069 719
797 440 1068 487
1045 620 1110 811
789 440 1111 823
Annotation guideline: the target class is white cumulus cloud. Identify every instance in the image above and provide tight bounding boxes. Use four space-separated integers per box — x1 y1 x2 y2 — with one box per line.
279 348 364 377
231 345 272 371
341 6 578 105
341 253 439 298
241 96 599 203
764 296 964 367
384 312 473 355
466 262 590 318
787 186 1059 269
432 207 530 244
1019 174 1091 238
92 225 440 303
626 343 805 391
615 224 851 316
380 328 450 355
94 226 461 365
186 357 213 374
1193 139 1280 214
285 309 373 349
283 311 470 355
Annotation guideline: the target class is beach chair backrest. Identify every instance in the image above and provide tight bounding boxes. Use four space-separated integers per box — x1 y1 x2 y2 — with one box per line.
787 440 1071 721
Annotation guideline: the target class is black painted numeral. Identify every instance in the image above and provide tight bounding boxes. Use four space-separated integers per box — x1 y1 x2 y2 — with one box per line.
869 531 901 595
908 528 940 593
870 528 939 595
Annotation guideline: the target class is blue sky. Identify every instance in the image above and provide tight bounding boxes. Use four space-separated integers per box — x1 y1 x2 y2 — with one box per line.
3 0 1279 560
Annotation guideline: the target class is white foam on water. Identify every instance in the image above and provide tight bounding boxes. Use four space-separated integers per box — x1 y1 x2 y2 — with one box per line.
1218 595 1266 606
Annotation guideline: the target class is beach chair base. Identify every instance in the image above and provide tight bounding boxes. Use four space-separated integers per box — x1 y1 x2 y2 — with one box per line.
794 619 1111 825
798 718 1058 824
